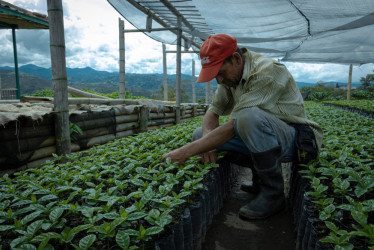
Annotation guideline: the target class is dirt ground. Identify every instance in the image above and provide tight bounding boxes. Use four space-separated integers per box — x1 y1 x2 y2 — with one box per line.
202 165 296 250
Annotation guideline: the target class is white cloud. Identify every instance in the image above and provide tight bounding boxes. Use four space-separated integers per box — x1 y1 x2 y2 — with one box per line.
284 62 373 83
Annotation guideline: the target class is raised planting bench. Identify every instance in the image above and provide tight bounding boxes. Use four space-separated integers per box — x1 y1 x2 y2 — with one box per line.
290 102 374 249
0 117 240 249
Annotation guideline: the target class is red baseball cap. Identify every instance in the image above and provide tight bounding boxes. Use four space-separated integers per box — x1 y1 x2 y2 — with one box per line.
197 34 238 83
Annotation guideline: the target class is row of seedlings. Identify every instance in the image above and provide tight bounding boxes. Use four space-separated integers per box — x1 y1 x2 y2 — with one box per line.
290 102 374 250
322 100 374 119
0 116 237 249
0 103 208 175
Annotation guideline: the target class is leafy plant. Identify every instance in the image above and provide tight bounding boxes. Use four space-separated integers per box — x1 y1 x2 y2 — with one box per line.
0 117 213 249
69 122 83 142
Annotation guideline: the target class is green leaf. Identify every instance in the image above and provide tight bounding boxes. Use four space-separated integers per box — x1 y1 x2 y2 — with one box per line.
176 170 185 179
143 188 155 201
146 226 163 236
21 211 42 225
102 212 119 220
49 207 64 223
166 157 171 165
10 235 27 249
11 200 33 207
116 230 130 249
67 191 79 202
127 212 146 221
325 221 339 233
79 234 96 250
38 195 58 203
69 224 93 238
335 244 354 250
31 232 61 242
362 199 374 212
354 186 367 198
26 220 43 237
148 209 160 218
170 199 185 207
124 229 139 236
319 211 330 221
17 243 37 250
130 179 144 187
0 225 15 231
111 218 126 228
320 234 338 244
31 232 61 249
351 210 367 226
0 200 10 210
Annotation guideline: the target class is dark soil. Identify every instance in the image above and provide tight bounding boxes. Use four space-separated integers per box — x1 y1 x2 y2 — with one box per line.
202 165 296 250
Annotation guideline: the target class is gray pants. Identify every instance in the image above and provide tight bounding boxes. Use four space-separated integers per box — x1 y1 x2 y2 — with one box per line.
193 107 296 162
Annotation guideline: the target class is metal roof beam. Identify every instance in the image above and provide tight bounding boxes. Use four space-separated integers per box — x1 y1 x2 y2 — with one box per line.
125 0 201 48
159 0 195 32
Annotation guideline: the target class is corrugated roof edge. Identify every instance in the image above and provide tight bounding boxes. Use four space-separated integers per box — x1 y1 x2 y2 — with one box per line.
0 0 48 23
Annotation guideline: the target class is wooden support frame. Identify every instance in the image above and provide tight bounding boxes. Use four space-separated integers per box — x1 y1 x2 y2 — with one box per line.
119 18 125 99
47 0 71 155
192 59 196 103
175 15 182 124
347 64 353 100
162 43 168 101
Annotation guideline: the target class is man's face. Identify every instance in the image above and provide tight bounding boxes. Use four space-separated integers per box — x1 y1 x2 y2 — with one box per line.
215 53 243 87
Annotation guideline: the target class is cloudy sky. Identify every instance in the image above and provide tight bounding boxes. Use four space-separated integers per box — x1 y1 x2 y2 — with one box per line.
0 0 373 83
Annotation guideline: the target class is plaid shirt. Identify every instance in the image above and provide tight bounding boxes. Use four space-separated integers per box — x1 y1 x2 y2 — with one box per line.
209 49 323 150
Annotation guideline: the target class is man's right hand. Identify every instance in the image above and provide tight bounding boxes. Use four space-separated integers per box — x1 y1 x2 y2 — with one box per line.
199 150 217 163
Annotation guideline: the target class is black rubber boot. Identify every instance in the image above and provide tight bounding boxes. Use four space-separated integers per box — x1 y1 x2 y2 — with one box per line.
239 147 285 220
240 169 260 194
223 151 253 168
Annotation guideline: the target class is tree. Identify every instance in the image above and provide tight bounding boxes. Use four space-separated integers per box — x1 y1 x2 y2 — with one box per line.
359 73 374 90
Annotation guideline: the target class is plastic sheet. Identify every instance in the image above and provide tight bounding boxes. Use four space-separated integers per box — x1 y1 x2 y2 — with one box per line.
108 0 374 65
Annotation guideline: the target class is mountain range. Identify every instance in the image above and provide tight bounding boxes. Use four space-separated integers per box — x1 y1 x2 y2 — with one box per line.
0 64 360 100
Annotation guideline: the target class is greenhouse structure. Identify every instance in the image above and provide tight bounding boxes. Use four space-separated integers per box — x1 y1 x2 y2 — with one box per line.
0 0 373 249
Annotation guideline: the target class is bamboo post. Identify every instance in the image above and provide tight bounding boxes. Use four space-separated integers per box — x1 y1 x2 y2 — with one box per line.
192 59 196 103
47 0 71 155
119 18 125 99
139 106 149 132
162 43 168 101
175 15 182 124
347 64 353 100
193 105 197 117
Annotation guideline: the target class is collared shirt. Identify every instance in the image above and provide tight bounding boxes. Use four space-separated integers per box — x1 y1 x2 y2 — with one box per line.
209 49 323 149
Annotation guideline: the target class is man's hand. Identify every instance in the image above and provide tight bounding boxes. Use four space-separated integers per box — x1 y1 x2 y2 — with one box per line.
199 150 217 163
161 147 189 165
161 119 235 165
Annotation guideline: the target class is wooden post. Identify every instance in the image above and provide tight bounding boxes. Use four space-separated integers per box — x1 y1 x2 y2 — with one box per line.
47 0 71 155
139 106 149 132
119 18 125 99
192 59 196 103
175 15 182 123
347 64 353 100
162 43 168 101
